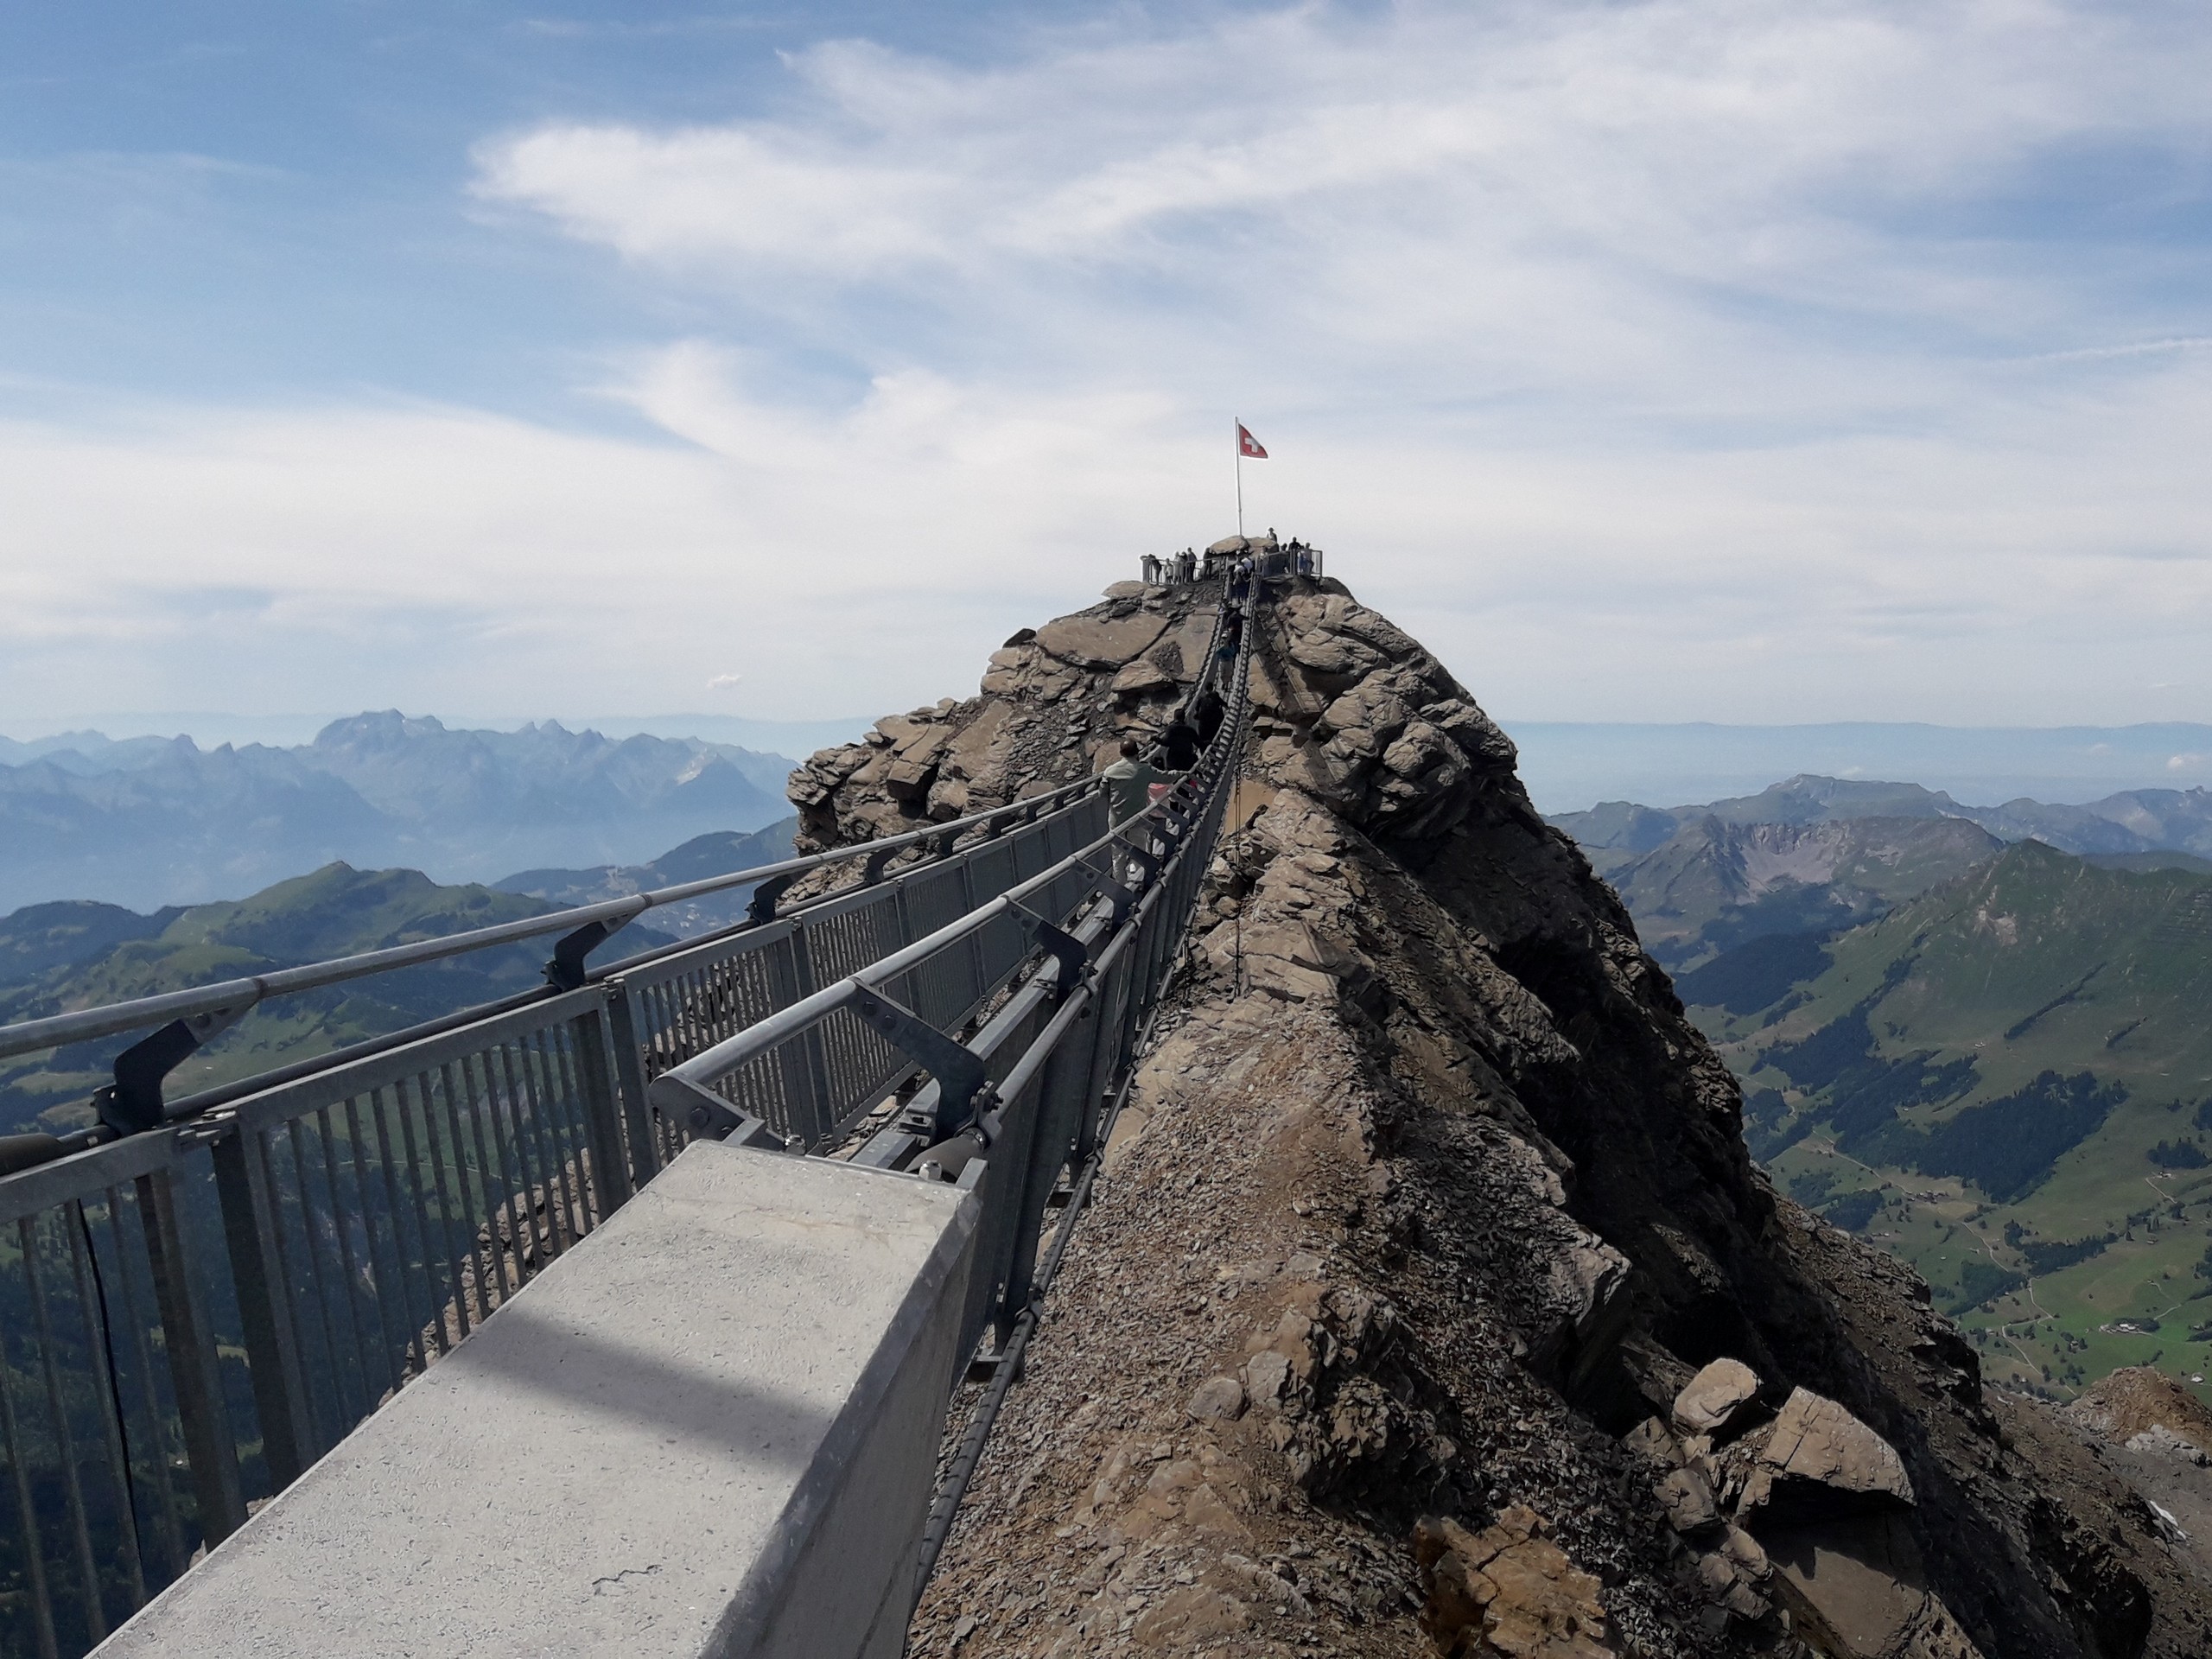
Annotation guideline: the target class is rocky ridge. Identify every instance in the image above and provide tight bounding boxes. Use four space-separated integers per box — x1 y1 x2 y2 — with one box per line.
788 563 2212 1657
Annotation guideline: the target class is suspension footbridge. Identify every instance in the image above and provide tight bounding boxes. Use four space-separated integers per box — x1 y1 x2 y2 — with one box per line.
0 575 1260 1659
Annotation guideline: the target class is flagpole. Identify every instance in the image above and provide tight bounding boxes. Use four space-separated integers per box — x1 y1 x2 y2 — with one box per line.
1235 416 1244 539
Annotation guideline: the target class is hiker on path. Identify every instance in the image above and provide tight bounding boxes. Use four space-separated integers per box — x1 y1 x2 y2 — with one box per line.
1102 737 1179 827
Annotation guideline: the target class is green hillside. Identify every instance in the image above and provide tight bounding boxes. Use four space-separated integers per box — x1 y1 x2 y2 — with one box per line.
1689 841 2212 1405
0 864 586 1137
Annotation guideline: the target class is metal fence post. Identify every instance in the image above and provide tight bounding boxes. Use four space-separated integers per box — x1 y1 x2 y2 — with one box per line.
208 1128 309 1494
570 1001 634 1218
135 1163 246 1543
603 983 662 1192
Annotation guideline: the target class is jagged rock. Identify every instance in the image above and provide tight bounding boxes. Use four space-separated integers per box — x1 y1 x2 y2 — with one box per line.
1187 1376 1247 1421
1103 580 1148 599
1673 1357 1763 1440
1033 609 1169 669
1743 1387 1915 1520
1413 1508 1615 1657
1109 657 1176 695
1243 1349 1290 1408
1656 1465 1721 1535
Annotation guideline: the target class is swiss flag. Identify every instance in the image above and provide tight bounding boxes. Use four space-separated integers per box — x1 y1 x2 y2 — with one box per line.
1236 423 1268 459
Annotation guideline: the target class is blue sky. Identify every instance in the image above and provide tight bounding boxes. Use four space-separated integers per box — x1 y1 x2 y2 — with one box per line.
4 1 2212 741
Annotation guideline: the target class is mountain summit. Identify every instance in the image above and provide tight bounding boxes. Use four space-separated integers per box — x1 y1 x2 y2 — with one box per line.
797 575 2212 1658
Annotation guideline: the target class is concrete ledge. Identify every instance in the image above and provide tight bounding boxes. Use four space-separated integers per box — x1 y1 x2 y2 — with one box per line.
94 1141 978 1659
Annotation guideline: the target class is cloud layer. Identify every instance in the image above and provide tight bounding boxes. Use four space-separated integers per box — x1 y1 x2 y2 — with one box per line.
8 1 2212 729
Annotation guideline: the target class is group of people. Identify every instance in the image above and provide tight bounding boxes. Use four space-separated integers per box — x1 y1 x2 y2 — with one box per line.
1140 534 1320 588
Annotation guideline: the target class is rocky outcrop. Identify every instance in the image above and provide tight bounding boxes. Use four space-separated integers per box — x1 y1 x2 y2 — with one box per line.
791 573 2212 1658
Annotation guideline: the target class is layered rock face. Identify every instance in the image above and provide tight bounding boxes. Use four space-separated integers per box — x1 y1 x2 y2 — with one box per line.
793 573 2212 1658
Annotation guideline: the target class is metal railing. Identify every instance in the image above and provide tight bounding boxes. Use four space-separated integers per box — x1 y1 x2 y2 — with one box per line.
0 580 1253 1659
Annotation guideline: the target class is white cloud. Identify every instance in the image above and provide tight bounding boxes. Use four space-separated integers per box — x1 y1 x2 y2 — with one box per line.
9 1 2212 731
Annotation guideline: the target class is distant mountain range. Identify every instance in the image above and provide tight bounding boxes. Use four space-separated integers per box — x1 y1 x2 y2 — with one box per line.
0 713 798 913
1554 774 2212 971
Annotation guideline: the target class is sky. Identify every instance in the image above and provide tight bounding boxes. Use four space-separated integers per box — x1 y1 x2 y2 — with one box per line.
3 0 2212 737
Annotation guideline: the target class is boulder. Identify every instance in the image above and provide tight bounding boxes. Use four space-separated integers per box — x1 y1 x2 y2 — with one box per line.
1102 580 1148 599
1672 1357 1762 1440
1656 1465 1721 1535
1206 535 1249 556
1745 1388 1915 1520
1188 1376 1247 1421
1412 1507 1614 1658
1110 658 1176 696
1033 609 1170 670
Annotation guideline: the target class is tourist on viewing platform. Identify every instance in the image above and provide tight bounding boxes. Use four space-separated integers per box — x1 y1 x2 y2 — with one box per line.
1141 552 1161 585
1230 555 1253 601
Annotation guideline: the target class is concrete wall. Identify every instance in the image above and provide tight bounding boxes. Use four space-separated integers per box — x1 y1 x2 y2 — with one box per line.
92 1140 978 1659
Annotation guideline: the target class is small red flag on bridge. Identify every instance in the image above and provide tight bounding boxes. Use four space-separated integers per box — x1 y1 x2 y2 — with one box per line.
1236 423 1268 459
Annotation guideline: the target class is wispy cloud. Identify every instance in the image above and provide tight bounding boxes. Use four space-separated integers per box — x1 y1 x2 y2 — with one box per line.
8 1 2212 729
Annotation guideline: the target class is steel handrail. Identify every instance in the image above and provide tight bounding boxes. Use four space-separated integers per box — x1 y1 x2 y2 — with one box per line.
652 779 1217 1101
0 775 1099 1063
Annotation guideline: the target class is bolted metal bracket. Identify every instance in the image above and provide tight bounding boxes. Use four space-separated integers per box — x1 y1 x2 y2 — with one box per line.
747 873 797 925
544 914 631 992
1071 850 1134 925
645 1072 791 1150
1116 836 1161 890
849 983 990 1139
97 1003 251 1137
1007 900 1090 995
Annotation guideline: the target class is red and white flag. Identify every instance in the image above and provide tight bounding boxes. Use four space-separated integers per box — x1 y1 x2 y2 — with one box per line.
1236 423 1268 459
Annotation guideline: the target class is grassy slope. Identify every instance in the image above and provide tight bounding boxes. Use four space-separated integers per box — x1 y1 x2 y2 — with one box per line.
1694 841 2212 1405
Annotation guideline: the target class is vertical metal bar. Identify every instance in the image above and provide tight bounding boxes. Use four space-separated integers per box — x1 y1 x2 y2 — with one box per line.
366 1086 433 1375
258 1126 326 1456
101 1185 186 1581
435 1058 493 1330
286 1117 352 1430
19 1217 105 1642
0 1295 60 1659
315 1106 378 1424
573 1001 632 1226
540 1028 588 1240
134 1166 246 1545
495 1041 550 1281
605 982 661 1192
342 1096 407 1405
65 1201 146 1611
449 1055 503 1321
512 1037 568 1261
395 1076 453 1360
501 1039 554 1260
482 1044 528 1309
210 1127 310 1492
421 1066 474 1342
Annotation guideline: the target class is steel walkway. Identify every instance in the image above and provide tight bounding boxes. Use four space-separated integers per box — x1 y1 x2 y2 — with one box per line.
0 579 1256 1659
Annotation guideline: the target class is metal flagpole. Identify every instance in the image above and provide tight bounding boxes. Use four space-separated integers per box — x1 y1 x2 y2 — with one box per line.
1235 416 1244 538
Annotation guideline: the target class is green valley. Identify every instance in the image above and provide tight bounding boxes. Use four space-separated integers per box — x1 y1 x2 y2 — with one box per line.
1690 841 2212 1404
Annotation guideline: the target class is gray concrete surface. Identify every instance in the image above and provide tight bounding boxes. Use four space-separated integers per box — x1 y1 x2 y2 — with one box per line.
92 1140 978 1658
